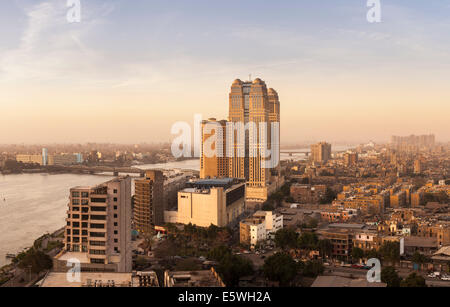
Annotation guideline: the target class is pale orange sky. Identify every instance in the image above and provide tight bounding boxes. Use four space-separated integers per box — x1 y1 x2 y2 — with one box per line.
1 0 449 144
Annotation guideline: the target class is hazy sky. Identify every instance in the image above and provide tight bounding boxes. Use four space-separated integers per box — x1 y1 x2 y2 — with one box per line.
0 0 449 144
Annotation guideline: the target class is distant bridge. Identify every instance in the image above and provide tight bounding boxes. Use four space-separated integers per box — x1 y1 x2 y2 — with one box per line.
50 165 150 177
281 150 348 157
281 151 310 157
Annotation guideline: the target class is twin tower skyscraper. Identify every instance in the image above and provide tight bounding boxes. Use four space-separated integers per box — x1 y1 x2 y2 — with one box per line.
200 78 281 202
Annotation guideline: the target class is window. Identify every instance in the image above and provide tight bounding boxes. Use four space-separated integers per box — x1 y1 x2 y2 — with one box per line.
90 241 106 246
91 206 106 212
91 215 106 220
90 223 105 229
113 189 118 194
72 192 80 197
89 249 106 255
114 214 118 218
91 198 106 203
91 259 105 264
81 192 89 198
90 232 105 238
113 197 118 202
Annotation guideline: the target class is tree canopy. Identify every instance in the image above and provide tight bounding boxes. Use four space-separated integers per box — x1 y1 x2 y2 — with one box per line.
263 252 299 286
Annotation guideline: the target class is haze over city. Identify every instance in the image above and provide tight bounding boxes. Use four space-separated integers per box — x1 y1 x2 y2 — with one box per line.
1 0 449 144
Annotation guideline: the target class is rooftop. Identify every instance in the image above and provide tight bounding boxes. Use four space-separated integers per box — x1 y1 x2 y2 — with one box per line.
186 178 242 190
311 276 386 287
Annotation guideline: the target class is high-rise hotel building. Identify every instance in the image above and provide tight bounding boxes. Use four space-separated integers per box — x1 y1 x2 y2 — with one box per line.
134 170 164 233
54 177 132 272
229 79 280 189
200 119 229 179
200 78 281 202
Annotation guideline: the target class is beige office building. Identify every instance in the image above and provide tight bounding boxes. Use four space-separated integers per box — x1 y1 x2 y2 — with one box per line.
54 177 132 273
16 154 43 165
164 178 245 227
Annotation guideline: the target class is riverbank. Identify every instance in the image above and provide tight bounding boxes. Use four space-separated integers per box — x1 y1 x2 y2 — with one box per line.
0 227 64 287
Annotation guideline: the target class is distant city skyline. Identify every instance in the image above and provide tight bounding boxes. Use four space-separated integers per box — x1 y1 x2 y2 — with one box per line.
1 0 449 144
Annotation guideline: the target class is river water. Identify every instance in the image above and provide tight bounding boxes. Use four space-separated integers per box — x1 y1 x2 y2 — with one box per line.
0 147 351 267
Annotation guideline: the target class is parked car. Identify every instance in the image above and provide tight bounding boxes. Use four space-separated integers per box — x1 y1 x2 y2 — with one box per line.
351 264 363 269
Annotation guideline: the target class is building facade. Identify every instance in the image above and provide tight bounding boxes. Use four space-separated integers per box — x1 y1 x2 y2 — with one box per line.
164 178 245 227
311 142 332 164
200 118 229 179
55 177 132 272
134 170 164 233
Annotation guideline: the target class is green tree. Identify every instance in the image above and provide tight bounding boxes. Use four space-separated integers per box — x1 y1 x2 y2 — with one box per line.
400 273 427 287
217 253 254 287
17 250 52 274
208 245 230 262
320 187 337 204
317 239 332 258
365 249 381 260
261 202 275 211
379 241 400 264
351 247 365 263
274 228 298 250
302 260 324 277
411 251 430 270
297 232 318 250
208 246 253 287
381 266 402 287
263 252 298 286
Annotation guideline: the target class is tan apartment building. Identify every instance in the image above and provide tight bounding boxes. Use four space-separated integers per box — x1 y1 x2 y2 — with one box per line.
134 170 164 233
290 184 327 204
390 190 406 208
16 154 44 165
411 189 425 207
344 153 358 167
417 223 450 247
54 177 132 273
311 142 332 164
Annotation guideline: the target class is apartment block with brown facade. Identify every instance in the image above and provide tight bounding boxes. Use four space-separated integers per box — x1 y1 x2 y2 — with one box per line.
134 170 164 233
290 184 327 204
